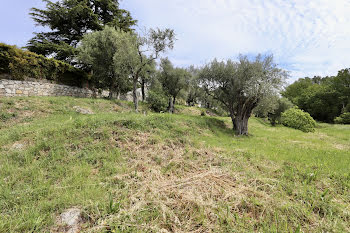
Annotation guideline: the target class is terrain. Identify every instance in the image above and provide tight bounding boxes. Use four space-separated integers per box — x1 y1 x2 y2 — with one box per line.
0 97 349 232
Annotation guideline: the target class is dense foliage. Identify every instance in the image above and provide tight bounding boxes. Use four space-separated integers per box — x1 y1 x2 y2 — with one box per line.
281 108 316 132
283 72 350 123
146 90 168 112
334 112 350 124
0 43 87 86
77 26 134 97
27 0 137 62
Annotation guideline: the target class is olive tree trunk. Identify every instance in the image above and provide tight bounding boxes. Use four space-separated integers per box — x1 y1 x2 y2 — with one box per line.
230 102 256 135
141 79 146 102
109 83 115 100
168 97 174 113
168 96 177 113
232 114 249 135
133 76 138 112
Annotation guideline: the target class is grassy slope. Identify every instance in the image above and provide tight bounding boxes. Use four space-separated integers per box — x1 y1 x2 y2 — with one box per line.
0 97 349 232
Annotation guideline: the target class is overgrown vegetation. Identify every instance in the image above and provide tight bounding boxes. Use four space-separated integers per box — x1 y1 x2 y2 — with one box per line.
0 97 349 232
0 43 88 86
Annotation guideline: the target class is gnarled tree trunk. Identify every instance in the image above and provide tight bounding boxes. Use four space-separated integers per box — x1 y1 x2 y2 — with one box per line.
232 114 249 135
231 99 257 135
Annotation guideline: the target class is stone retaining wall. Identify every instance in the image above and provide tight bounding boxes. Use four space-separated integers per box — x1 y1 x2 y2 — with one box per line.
0 78 145 101
0 74 148 101
0 79 99 98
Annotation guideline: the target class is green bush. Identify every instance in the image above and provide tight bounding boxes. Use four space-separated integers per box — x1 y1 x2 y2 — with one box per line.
334 112 350 124
147 91 168 112
281 108 316 132
0 43 88 87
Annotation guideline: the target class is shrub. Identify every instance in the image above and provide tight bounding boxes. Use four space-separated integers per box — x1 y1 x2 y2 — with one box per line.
0 43 88 87
334 112 350 124
147 91 168 112
281 108 316 132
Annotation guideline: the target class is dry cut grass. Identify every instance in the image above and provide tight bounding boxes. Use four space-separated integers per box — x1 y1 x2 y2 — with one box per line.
92 129 288 232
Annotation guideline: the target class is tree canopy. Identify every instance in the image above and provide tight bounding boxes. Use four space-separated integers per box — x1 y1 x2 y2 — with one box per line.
27 0 137 63
118 28 175 112
283 74 349 123
77 26 135 97
77 25 175 111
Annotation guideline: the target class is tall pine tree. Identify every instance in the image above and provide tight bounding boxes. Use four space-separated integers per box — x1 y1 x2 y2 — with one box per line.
27 0 137 63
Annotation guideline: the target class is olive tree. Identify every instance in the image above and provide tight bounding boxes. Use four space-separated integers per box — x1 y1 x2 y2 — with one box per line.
199 54 287 135
158 58 189 113
253 94 279 118
116 28 175 112
139 58 156 102
186 66 202 106
77 26 133 98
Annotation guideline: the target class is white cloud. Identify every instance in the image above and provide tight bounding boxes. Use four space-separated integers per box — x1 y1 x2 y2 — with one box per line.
121 0 350 82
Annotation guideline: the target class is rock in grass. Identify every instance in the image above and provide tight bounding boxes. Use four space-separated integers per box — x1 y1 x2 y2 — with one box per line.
73 106 94 115
57 208 82 233
11 142 25 150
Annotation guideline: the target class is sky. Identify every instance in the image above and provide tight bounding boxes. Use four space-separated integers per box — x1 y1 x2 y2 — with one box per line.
1 0 350 82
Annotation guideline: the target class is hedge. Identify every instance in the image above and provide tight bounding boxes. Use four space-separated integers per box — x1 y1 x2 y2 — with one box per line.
0 43 88 87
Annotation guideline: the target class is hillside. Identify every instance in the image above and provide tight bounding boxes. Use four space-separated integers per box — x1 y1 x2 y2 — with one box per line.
0 97 350 232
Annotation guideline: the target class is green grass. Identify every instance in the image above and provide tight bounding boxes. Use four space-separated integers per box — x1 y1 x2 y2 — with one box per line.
0 96 349 232
197 117 350 175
